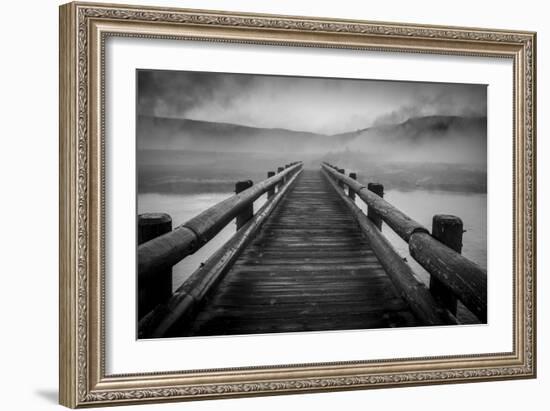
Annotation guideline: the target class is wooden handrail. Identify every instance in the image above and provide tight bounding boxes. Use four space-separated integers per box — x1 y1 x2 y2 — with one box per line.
322 168 457 326
138 162 303 283
139 166 303 338
322 163 428 241
322 162 487 322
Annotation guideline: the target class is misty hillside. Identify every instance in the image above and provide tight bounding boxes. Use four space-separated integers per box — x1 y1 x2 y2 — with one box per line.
137 114 487 193
137 114 486 165
137 115 338 153
335 115 487 165
335 115 486 146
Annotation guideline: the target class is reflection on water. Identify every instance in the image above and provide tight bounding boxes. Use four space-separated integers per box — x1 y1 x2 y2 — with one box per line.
138 192 267 290
138 189 486 292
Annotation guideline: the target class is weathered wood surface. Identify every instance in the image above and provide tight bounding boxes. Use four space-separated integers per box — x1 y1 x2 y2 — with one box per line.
429 214 463 315
181 170 421 337
137 213 173 319
409 232 487 322
138 213 172 245
138 169 303 338
235 180 254 230
322 170 457 326
323 162 487 322
367 182 384 230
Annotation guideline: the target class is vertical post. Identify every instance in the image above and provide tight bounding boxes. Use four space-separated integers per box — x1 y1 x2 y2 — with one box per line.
277 166 285 189
137 213 173 319
367 182 384 230
348 172 357 200
338 168 345 188
429 214 463 315
267 171 276 199
235 180 254 230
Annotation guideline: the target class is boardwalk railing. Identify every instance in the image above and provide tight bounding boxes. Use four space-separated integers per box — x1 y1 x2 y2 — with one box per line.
322 162 487 322
138 161 303 336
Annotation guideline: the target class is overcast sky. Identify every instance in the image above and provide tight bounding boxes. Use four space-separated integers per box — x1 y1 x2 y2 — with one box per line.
137 69 486 135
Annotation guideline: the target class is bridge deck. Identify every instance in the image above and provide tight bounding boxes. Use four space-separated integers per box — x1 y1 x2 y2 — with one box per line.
185 169 419 336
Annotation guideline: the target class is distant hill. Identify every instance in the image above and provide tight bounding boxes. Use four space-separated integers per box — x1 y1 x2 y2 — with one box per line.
136 115 337 153
137 114 487 165
333 115 487 165
335 115 486 142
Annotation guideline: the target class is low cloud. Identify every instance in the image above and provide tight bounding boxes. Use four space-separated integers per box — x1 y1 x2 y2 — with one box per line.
373 88 487 126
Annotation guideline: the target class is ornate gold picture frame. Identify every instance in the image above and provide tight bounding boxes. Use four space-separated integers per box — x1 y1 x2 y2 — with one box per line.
59 1 536 408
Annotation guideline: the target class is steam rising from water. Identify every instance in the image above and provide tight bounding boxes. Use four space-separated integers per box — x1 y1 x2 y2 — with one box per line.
137 70 487 192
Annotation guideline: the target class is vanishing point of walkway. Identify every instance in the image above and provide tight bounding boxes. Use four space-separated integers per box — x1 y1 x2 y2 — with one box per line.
185 170 418 336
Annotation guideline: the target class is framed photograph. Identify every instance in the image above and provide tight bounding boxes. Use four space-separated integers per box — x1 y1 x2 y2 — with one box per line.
59 1 536 408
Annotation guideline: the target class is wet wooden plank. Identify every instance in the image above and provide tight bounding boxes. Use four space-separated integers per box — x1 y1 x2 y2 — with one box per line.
183 169 420 336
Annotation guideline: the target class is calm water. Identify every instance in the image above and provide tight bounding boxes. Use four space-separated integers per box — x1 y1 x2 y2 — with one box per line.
138 189 486 291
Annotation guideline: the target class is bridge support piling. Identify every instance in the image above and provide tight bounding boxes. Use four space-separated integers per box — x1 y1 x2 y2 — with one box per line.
367 183 384 230
348 173 357 200
137 213 173 320
429 215 463 315
267 171 276 199
235 180 254 230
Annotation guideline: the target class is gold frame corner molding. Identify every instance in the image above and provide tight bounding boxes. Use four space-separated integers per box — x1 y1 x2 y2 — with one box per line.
59 1 536 408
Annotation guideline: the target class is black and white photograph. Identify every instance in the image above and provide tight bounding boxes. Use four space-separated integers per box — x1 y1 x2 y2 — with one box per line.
136 69 487 339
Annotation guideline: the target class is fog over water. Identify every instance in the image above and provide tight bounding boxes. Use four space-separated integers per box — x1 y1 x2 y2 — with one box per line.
137 69 488 293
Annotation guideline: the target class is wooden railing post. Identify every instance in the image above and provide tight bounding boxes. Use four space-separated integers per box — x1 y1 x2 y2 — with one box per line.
429 215 463 315
267 171 276 199
278 166 286 186
348 172 357 200
321 162 486 321
367 182 384 230
138 163 302 288
277 166 285 190
338 168 345 188
138 163 303 337
235 180 254 230
138 213 172 319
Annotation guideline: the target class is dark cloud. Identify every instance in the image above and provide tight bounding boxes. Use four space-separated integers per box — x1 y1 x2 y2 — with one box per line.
136 69 487 134
137 70 254 117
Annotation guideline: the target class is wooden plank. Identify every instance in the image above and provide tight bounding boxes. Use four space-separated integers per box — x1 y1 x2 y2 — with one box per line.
323 163 486 323
322 169 457 326
180 169 422 336
138 168 303 338
138 162 302 283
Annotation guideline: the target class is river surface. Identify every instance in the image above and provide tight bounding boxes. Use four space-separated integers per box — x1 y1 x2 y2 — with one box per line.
138 189 486 292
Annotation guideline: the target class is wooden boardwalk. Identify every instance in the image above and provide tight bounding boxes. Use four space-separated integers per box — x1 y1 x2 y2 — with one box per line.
184 170 419 336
